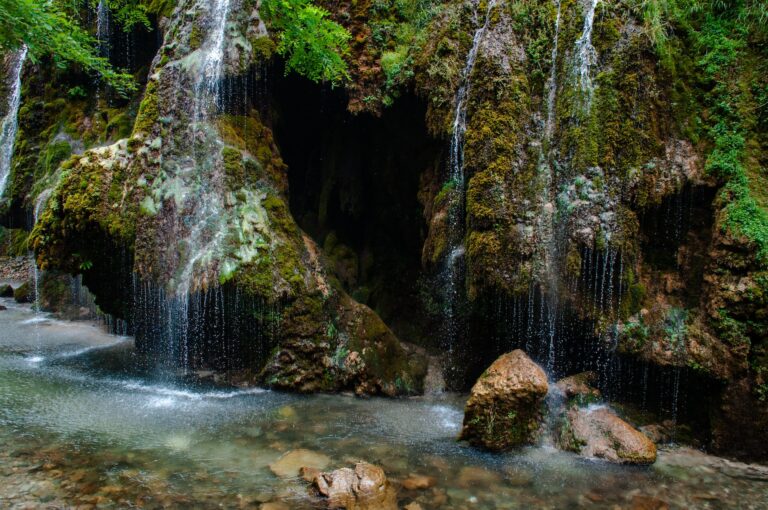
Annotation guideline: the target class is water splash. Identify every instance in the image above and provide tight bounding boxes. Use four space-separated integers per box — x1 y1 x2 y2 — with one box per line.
441 0 496 352
573 0 599 110
0 46 27 197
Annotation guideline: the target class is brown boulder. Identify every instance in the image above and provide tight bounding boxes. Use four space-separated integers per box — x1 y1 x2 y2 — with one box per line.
559 406 657 464
555 371 601 401
313 462 397 510
459 350 549 450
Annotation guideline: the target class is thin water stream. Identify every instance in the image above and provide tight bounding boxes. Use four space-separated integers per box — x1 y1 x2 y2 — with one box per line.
0 47 27 196
0 298 766 509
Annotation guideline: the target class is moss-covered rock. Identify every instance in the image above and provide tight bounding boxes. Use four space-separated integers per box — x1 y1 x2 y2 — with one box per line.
13 281 34 304
460 350 549 450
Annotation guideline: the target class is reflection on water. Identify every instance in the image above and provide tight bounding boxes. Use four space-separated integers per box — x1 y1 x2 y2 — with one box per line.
0 298 766 509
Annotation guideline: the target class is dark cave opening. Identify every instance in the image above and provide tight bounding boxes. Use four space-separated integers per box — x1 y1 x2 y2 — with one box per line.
267 71 444 347
638 184 717 293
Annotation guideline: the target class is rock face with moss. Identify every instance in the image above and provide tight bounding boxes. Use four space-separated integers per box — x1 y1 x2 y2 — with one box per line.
460 350 548 450
23 0 426 395
2 0 768 459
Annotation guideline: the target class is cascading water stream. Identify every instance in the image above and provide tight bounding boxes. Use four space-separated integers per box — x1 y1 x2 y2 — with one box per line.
0 47 28 197
96 0 110 61
179 0 232 296
32 189 54 313
573 0 599 110
533 0 563 373
530 0 609 375
162 0 232 369
441 0 496 352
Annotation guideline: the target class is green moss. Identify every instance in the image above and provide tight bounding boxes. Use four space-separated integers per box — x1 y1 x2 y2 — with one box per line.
713 309 750 348
189 23 203 50
105 112 134 140
141 0 176 17
622 318 650 351
13 281 34 304
222 147 245 189
0 228 30 257
251 36 276 59
133 79 160 136
38 141 72 179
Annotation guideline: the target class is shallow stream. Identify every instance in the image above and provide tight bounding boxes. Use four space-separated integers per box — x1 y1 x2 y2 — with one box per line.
0 297 766 509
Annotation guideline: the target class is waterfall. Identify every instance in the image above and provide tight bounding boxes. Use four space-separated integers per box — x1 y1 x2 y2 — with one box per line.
96 0 110 60
440 0 496 352
573 0 599 110
533 0 563 373
32 189 53 312
176 0 232 298
544 0 562 141
0 46 27 197
448 0 496 188
162 0 232 369
192 0 231 121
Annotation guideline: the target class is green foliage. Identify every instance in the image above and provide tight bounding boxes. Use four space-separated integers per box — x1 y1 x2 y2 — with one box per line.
261 0 350 84
633 0 768 265
67 86 88 99
0 0 143 95
368 0 438 103
622 319 650 349
714 309 750 347
88 0 150 30
664 307 688 347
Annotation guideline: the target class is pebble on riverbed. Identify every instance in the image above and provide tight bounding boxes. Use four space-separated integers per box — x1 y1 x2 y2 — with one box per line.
311 461 397 510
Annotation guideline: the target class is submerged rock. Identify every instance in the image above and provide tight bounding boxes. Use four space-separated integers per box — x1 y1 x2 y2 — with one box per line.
401 474 436 490
558 405 657 464
269 449 331 478
312 462 396 510
459 350 548 450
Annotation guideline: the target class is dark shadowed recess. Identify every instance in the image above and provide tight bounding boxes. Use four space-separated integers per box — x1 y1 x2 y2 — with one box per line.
267 68 445 349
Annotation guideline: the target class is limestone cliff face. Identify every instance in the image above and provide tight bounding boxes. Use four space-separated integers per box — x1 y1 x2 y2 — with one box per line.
21 0 427 396
2 0 767 457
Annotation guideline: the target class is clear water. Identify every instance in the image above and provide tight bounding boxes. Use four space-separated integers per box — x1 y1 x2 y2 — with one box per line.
0 298 766 509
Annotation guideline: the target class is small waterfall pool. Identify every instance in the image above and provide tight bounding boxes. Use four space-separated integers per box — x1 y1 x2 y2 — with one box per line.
0 298 766 509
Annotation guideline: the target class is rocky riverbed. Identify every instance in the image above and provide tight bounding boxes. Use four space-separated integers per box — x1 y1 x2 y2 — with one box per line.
0 298 767 509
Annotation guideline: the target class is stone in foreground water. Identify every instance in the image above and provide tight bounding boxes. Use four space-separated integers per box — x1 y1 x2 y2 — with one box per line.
559 405 657 464
312 462 396 510
460 349 548 450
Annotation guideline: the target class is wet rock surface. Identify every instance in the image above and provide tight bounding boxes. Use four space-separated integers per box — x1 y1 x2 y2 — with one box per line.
312 462 397 510
556 371 601 401
12 281 34 304
559 405 657 464
269 449 331 478
460 350 549 450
